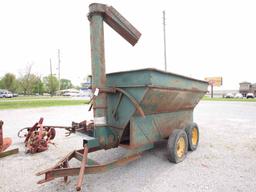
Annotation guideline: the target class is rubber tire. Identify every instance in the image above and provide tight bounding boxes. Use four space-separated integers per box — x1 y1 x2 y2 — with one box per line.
167 129 188 163
185 123 199 151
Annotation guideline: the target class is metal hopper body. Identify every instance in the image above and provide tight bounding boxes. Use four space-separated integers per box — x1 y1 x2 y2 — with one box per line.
107 69 208 148
37 3 208 191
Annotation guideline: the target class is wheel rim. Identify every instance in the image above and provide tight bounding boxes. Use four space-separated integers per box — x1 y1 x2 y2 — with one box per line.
176 137 186 158
191 127 198 146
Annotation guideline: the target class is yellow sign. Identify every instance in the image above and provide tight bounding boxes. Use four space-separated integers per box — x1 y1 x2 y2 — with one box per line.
204 77 223 87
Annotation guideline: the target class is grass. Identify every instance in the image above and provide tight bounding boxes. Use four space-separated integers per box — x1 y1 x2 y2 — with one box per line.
0 98 89 110
1 95 255 110
3 95 67 100
202 96 256 102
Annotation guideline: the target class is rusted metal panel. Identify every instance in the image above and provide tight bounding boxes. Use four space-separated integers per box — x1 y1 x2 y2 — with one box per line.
107 68 208 87
88 3 141 46
139 87 205 115
106 68 207 146
129 110 193 147
104 6 141 46
107 87 148 138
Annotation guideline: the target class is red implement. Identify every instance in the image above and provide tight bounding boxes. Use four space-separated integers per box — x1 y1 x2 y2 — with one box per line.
23 118 56 154
0 137 12 152
18 118 92 154
0 120 19 158
0 121 12 152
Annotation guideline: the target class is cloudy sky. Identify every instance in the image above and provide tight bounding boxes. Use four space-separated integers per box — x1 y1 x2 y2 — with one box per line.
0 0 256 89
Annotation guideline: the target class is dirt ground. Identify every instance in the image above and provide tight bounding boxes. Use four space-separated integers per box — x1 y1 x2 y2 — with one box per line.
0 101 256 192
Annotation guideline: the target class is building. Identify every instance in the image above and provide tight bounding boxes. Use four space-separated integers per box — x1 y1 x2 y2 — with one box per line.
239 82 256 96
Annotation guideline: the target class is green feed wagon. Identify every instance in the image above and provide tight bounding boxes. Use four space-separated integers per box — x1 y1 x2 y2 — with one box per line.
37 3 208 191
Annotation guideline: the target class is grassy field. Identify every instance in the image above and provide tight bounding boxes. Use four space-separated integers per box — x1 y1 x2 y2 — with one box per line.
0 96 89 110
2 95 67 100
203 96 256 102
1 95 255 110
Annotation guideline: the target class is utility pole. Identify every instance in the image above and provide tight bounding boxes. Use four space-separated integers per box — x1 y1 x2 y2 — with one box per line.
50 59 53 96
57 49 61 91
211 83 213 98
163 10 167 72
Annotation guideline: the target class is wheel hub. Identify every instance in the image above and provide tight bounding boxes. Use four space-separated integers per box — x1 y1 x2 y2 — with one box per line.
176 137 185 158
191 127 198 146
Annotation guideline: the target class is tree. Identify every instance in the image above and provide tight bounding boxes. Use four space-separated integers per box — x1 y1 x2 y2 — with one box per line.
0 78 3 89
17 65 39 95
43 75 59 96
1 73 17 92
32 78 45 95
60 79 73 90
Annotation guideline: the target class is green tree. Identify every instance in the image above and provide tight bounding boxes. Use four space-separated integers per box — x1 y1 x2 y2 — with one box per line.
32 77 45 95
1 73 17 92
43 75 59 96
60 79 73 90
0 78 3 89
18 73 39 95
17 65 40 95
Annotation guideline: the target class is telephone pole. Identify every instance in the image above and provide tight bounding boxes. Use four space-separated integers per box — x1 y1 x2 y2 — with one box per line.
163 10 167 71
50 59 53 96
57 49 61 90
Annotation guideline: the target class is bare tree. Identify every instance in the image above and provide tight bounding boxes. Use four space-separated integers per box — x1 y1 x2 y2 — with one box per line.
18 65 39 95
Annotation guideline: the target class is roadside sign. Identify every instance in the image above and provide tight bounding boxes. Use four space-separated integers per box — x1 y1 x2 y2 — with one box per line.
204 77 223 87
204 76 223 98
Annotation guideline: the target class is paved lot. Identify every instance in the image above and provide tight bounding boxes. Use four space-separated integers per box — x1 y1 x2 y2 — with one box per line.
0 101 256 192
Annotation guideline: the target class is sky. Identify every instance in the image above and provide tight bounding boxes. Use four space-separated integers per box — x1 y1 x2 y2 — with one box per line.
0 0 256 89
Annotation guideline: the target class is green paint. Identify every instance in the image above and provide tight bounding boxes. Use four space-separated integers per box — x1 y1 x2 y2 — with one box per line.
87 158 99 166
89 68 207 151
104 68 207 148
84 137 99 149
130 111 193 146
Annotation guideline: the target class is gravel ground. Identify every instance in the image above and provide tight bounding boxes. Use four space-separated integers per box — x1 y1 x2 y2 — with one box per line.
0 101 256 192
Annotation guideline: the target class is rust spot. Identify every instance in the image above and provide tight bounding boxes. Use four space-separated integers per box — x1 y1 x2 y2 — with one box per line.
108 135 114 145
99 136 105 146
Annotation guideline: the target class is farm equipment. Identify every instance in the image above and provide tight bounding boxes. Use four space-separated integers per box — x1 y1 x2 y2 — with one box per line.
18 117 90 153
0 121 19 158
37 3 208 191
